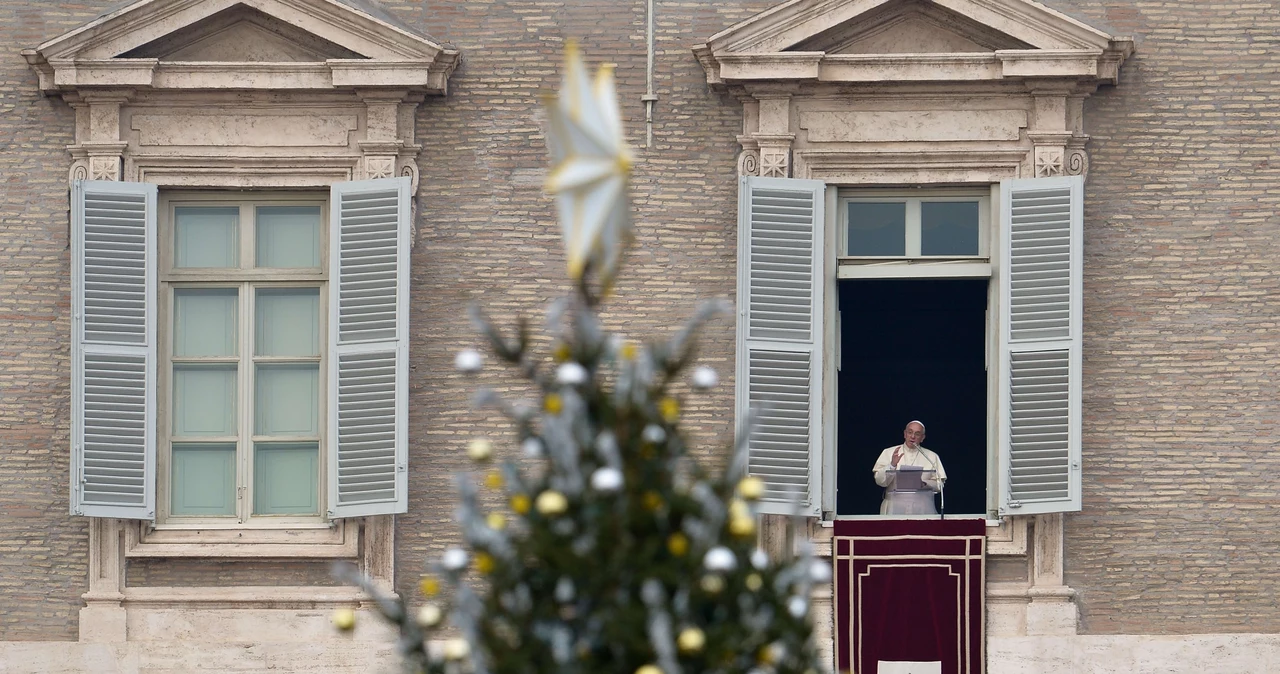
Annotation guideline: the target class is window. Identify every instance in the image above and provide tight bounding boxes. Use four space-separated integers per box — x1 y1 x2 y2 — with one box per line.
842 190 990 259
736 176 1083 520
160 195 327 524
70 177 413 524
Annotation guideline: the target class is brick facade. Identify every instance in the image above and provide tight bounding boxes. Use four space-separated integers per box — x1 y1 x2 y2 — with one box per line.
0 0 1276 648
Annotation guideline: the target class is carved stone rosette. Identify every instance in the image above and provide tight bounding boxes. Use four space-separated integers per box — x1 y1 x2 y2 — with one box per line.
1033 145 1065 178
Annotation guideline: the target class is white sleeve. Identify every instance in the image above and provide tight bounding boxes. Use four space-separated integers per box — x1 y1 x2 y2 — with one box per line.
872 447 895 487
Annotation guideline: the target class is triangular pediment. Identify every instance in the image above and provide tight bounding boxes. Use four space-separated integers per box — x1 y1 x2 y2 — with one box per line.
789 0 1033 54
120 5 366 62
25 0 459 93
694 0 1133 86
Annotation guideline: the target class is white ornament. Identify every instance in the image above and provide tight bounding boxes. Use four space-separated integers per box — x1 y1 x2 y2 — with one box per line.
642 424 666 444
692 366 719 389
590 467 623 492
750 549 769 570
416 604 443 627
704 546 737 572
441 548 469 571
556 361 588 385
521 437 544 457
454 349 483 373
810 559 832 583
788 595 808 618
442 638 470 660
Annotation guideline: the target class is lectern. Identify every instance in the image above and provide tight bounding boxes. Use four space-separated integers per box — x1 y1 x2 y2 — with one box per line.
883 467 938 515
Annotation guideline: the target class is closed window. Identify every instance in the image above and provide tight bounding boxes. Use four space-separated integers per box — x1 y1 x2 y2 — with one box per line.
843 191 989 259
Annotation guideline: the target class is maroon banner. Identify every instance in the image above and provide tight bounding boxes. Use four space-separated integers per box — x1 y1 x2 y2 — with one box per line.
833 519 985 674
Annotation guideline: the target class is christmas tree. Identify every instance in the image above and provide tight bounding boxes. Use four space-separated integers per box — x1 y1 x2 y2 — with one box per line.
335 43 828 674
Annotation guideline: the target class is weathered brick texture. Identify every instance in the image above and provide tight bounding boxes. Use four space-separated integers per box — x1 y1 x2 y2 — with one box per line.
1 0 1277 643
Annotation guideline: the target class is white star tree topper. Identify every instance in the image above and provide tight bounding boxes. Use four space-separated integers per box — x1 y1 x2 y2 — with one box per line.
544 42 634 289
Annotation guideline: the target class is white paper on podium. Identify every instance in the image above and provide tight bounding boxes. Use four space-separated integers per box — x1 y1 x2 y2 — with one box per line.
877 661 942 674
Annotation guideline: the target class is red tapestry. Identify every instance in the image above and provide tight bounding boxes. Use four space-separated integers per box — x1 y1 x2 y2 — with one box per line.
832 519 985 674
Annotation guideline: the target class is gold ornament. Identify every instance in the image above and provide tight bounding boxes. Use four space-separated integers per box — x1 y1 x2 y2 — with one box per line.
419 575 441 597
666 532 689 557
536 490 569 515
676 627 706 653
745 573 763 591
484 470 504 489
511 493 531 514
658 397 680 424
619 341 638 360
729 513 756 538
635 666 662 674
331 608 356 631
554 343 573 362
475 551 496 574
738 476 765 501
416 604 442 628
641 491 664 512
700 574 725 594
487 512 506 531
467 438 493 463
544 393 564 415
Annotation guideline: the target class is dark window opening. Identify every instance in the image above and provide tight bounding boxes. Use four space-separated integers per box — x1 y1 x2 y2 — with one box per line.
836 278 988 516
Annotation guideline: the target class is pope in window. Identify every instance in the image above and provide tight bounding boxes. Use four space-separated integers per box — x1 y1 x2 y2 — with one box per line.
872 420 947 515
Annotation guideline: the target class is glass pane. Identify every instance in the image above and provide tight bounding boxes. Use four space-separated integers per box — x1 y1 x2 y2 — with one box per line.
255 288 320 357
173 365 237 436
921 201 981 256
256 206 322 268
253 442 319 515
175 207 238 268
174 289 238 357
255 364 319 436
847 202 906 256
171 443 236 516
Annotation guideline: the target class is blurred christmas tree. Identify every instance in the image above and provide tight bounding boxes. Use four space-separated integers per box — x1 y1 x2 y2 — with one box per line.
335 43 828 674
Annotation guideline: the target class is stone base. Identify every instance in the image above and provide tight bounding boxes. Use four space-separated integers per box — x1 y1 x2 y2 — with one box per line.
988 634 1280 674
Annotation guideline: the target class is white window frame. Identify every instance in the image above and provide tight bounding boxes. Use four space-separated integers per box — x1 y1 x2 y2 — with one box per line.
156 191 331 530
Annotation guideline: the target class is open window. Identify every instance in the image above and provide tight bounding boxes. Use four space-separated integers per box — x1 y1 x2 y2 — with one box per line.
737 175 1083 519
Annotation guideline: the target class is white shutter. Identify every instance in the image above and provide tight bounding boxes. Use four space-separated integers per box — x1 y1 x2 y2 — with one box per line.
71 180 157 519
998 175 1083 516
327 177 411 518
736 176 826 517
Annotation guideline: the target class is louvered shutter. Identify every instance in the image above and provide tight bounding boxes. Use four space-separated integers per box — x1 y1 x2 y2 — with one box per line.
327 178 411 518
997 175 1083 516
71 180 157 519
736 176 826 517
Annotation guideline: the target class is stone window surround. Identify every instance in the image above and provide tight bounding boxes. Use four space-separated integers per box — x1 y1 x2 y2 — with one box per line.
695 0 1133 650
25 0 458 643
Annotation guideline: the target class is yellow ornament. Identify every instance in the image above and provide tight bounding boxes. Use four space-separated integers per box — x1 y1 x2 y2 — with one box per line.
484 470 504 490
419 575 441 597
729 513 756 538
700 574 725 594
536 490 569 515
331 607 356 631
745 573 763 592
487 512 506 531
619 341 638 360
676 626 706 654
738 476 765 501
511 493 531 514
475 551 496 574
658 397 680 424
728 498 749 519
642 491 664 512
554 343 573 363
667 532 689 557
635 666 662 674
443 638 471 660
544 393 563 415
416 604 442 627
467 438 493 463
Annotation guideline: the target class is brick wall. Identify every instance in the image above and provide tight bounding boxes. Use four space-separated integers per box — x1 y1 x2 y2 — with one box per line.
2 0 1277 643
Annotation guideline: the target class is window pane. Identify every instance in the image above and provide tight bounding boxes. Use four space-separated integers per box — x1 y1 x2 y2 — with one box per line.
255 364 319 436
255 288 320 357
174 288 238 357
171 443 236 516
256 206 321 268
175 207 238 268
253 442 319 515
921 201 981 256
847 202 906 256
173 364 237 436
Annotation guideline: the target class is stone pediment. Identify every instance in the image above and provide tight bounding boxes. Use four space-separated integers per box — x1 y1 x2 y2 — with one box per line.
24 0 459 93
694 0 1133 87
